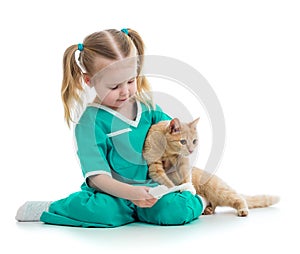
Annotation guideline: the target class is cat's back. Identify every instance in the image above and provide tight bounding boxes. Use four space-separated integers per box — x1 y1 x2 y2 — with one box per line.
148 120 170 133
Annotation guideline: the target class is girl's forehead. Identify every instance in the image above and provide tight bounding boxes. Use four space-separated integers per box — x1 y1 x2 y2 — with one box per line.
91 56 138 86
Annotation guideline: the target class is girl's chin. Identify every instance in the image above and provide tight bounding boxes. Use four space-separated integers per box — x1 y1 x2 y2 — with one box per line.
111 99 129 108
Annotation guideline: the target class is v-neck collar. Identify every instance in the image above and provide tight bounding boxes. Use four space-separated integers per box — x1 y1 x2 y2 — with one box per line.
88 100 142 128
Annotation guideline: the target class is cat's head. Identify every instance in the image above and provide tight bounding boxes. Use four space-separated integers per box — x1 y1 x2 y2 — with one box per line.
165 118 200 156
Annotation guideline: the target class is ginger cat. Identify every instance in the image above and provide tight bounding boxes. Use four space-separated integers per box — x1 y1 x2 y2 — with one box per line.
143 118 279 216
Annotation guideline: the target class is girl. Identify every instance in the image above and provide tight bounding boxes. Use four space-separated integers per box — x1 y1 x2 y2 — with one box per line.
16 28 204 227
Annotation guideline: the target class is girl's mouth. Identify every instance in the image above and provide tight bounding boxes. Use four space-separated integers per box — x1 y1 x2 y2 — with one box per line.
118 98 128 102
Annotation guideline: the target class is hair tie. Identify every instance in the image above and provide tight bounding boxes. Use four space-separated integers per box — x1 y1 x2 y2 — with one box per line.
77 43 84 51
121 28 129 35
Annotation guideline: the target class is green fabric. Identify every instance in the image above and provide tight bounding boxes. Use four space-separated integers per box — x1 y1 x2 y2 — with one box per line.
40 101 203 227
75 102 171 186
41 191 136 227
137 191 203 225
40 190 203 228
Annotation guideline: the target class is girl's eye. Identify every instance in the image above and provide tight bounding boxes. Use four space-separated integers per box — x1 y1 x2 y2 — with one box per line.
128 79 135 84
193 139 198 145
180 139 187 145
111 85 119 90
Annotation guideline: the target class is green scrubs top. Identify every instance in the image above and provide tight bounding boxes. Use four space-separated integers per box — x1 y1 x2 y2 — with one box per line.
75 101 171 188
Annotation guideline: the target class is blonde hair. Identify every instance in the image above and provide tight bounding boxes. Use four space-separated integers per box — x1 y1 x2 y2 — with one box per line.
61 28 152 127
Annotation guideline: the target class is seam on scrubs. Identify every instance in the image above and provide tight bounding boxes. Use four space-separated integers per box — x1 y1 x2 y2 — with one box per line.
85 170 112 179
87 101 142 127
107 128 132 137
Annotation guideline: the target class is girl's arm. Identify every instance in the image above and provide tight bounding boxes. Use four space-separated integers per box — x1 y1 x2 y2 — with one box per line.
88 174 157 207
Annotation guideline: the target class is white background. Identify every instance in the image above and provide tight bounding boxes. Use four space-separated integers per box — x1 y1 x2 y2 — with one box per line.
1 0 299 253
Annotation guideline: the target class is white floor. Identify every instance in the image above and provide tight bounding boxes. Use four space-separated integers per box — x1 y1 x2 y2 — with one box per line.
2 1 300 253
4 197 297 254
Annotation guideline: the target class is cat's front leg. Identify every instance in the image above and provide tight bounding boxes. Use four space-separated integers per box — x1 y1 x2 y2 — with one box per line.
177 157 192 184
202 202 216 215
148 163 175 188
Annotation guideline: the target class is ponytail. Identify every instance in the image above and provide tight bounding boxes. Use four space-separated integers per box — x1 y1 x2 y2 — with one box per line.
126 29 153 108
61 45 84 127
60 28 153 127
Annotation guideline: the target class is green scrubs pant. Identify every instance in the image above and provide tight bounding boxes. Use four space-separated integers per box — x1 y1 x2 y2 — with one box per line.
40 190 203 227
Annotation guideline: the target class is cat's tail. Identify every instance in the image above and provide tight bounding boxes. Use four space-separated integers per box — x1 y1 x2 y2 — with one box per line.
242 194 280 209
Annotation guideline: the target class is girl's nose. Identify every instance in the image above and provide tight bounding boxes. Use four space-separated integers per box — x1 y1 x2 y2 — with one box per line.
119 83 129 95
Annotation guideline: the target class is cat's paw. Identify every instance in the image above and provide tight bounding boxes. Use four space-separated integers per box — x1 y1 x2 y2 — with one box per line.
203 206 214 215
237 208 249 217
179 182 196 195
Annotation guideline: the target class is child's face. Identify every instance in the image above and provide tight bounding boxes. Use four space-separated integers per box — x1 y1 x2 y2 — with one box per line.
90 56 138 109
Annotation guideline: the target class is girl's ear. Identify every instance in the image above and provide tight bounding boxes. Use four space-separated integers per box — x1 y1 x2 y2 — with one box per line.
83 74 92 86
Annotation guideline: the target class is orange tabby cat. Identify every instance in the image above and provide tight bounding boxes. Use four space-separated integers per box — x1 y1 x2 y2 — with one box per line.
143 118 279 216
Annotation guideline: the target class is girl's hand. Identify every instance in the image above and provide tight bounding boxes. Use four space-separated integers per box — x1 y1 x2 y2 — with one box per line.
129 186 158 208
130 198 158 208
87 175 158 207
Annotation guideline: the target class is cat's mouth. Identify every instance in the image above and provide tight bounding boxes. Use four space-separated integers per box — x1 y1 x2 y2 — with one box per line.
182 150 193 156
186 148 194 154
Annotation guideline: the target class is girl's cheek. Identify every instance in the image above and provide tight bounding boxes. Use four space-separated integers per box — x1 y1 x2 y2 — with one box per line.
131 83 137 93
95 87 111 100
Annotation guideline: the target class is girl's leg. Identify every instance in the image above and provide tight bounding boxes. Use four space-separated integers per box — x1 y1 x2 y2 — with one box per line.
136 191 203 226
16 190 136 228
40 190 136 227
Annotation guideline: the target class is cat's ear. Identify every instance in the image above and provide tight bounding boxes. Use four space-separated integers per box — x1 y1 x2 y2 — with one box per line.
189 117 200 129
169 118 181 134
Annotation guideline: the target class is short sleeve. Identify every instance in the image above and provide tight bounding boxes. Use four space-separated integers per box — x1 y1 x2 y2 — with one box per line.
74 108 111 181
151 104 172 124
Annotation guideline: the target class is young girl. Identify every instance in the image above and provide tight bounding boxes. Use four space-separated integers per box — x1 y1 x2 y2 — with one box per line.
16 28 204 227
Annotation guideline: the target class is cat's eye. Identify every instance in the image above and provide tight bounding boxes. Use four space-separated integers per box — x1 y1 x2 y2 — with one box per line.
193 139 198 145
180 139 187 145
